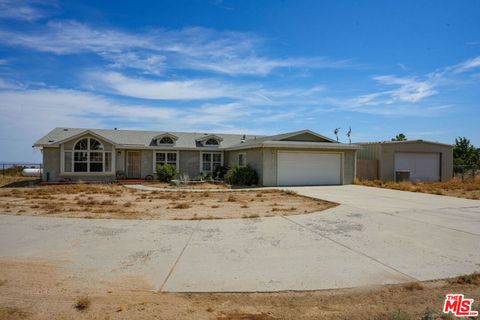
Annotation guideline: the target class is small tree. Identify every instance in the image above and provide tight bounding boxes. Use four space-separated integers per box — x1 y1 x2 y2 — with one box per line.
156 164 176 182
453 137 478 166
392 133 407 141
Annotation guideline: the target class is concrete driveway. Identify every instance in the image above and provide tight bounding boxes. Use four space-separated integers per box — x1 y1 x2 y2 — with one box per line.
0 185 479 292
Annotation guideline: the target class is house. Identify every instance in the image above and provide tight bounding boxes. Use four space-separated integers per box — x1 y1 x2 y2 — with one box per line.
33 128 361 186
356 140 453 182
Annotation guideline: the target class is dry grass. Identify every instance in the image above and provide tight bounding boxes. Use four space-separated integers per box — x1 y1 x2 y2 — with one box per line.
1 259 479 320
355 177 480 200
0 175 39 188
146 182 230 190
74 296 90 311
0 184 337 220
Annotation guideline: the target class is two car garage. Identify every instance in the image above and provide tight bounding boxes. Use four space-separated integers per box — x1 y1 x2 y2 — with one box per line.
277 151 342 186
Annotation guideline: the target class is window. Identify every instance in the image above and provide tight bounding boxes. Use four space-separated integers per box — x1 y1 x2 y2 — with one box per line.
202 152 222 172
205 138 219 146
158 136 174 145
238 153 246 167
65 138 113 173
155 152 177 168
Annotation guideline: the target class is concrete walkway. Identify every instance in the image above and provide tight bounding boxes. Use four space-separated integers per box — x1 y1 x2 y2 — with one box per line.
0 185 479 292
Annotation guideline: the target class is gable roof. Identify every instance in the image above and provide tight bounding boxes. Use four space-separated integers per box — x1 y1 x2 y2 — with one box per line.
33 127 359 150
33 127 262 149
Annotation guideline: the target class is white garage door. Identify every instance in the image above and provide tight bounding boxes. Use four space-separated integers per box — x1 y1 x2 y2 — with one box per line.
277 152 342 186
394 152 440 182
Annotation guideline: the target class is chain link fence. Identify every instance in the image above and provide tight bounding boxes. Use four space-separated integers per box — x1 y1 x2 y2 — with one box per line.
1 163 42 178
454 165 479 180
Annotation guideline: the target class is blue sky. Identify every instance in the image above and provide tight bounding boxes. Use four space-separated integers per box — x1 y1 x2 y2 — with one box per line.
0 0 479 162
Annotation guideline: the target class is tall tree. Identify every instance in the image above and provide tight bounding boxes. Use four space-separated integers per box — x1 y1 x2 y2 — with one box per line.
454 137 478 166
392 133 407 141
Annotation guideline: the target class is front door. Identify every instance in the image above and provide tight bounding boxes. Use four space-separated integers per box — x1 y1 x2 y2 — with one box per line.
126 151 141 178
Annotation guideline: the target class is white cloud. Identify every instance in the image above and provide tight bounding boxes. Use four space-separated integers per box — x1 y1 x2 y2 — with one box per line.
451 56 480 73
373 75 437 103
0 20 351 76
0 0 57 21
87 71 253 100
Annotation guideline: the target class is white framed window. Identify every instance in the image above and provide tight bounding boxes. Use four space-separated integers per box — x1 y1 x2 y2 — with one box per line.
156 151 177 167
238 153 246 167
153 151 179 172
201 152 222 172
63 137 113 174
205 138 219 146
158 136 174 145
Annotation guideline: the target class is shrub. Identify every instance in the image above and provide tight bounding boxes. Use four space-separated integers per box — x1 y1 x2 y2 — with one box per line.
156 164 176 182
213 165 229 179
225 165 258 186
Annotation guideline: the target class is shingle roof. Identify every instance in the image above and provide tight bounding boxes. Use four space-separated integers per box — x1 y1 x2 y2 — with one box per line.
33 127 263 149
33 127 358 150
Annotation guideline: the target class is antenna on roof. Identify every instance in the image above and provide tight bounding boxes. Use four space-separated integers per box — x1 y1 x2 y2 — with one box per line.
347 126 352 144
334 128 340 142
241 134 246 143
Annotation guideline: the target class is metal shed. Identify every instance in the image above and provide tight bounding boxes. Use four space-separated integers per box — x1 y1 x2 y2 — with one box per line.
356 140 453 182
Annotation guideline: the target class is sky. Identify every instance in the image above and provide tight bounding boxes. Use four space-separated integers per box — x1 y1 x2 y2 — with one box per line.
0 0 479 162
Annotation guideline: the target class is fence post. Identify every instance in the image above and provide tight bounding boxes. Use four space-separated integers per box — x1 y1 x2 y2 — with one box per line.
2 163 4 176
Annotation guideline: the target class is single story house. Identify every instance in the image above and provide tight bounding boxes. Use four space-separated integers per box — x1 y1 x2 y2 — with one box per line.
356 140 453 182
33 128 361 186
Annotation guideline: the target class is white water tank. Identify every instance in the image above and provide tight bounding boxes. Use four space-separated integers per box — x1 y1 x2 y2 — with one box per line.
21 168 42 177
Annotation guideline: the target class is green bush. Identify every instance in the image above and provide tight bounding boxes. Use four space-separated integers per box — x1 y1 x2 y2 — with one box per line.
213 165 229 179
225 165 258 186
156 164 176 182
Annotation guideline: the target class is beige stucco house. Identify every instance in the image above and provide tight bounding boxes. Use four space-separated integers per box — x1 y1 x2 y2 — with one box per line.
33 128 360 186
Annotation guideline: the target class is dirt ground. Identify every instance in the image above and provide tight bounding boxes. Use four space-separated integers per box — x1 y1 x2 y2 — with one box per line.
355 177 480 200
0 184 336 220
0 258 478 320
146 182 230 190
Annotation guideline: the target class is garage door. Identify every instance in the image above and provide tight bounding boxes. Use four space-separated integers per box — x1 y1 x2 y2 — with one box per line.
277 152 341 186
394 152 440 182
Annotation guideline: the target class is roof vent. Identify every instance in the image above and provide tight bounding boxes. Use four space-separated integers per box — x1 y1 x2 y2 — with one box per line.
241 134 246 143
48 140 54 143
63 128 68 131
114 128 117 130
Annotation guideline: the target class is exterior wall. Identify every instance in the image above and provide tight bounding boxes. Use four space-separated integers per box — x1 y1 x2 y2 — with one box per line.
42 147 60 182
141 150 153 178
261 147 356 186
116 149 125 172
356 144 381 160
226 148 264 184
357 160 379 180
179 150 201 179
378 143 453 182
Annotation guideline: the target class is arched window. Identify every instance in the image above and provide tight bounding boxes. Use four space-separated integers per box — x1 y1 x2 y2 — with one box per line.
205 138 219 146
158 136 174 145
65 137 111 173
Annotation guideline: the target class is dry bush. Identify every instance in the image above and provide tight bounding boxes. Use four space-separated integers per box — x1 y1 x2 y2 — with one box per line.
211 205 220 208
123 202 132 208
403 282 423 291
282 190 298 195
448 272 480 285
100 200 115 205
173 203 191 209
227 195 237 202
74 296 90 311
240 203 249 208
